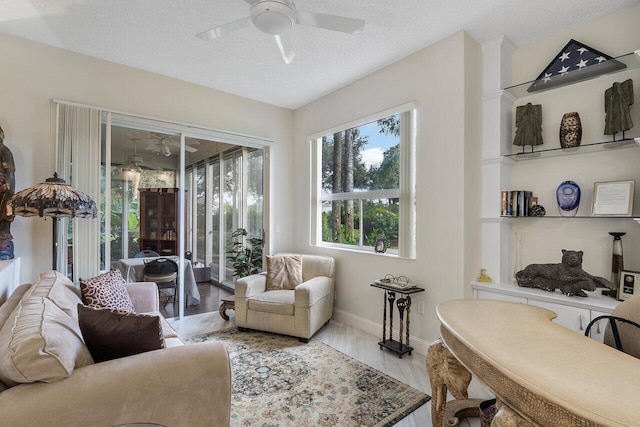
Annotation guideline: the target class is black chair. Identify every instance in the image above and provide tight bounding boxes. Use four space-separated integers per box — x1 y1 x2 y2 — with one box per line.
585 314 640 358
143 258 179 308
135 249 160 258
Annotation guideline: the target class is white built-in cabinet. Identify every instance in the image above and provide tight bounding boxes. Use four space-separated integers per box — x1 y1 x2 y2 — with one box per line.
478 41 640 342
472 281 618 342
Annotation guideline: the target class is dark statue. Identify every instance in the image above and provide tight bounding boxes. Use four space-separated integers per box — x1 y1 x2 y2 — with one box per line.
0 126 15 260
513 102 543 152
515 250 614 297
604 79 634 139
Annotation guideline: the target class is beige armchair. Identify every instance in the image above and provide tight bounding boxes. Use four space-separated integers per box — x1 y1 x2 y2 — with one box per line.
235 254 335 342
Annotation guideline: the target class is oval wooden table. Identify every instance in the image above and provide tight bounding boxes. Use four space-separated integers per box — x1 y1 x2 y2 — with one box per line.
427 299 640 426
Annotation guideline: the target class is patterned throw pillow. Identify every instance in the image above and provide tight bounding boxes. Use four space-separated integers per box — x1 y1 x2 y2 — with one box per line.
266 255 303 291
80 269 135 313
77 304 164 362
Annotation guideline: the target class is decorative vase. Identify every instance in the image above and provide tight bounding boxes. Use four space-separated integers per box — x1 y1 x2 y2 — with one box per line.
607 232 626 298
556 181 581 217
559 112 582 148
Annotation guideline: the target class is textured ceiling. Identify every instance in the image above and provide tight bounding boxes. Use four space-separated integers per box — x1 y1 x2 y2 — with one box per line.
0 0 636 109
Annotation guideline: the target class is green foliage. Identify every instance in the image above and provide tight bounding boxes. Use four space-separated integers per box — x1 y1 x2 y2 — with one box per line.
362 202 399 248
377 115 400 137
368 145 399 190
225 228 263 278
337 225 358 245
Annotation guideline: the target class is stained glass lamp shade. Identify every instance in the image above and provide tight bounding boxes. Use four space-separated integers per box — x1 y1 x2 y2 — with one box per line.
10 172 97 270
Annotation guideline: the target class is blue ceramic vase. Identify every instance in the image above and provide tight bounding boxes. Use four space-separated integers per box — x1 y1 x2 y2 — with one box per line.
556 180 580 217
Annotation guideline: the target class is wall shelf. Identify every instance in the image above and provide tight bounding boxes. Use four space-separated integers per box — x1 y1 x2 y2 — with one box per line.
498 215 640 220
503 50 640 99
504 138 640 160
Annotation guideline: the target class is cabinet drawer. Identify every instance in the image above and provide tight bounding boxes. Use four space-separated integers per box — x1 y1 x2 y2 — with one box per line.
476 289 526 304
528 299 590 334
588 310 610 343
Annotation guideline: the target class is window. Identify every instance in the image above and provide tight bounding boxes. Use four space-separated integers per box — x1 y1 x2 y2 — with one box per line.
311 104 416 258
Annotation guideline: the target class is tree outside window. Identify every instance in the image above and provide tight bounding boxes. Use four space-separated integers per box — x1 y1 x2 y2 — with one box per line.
319 114 403 251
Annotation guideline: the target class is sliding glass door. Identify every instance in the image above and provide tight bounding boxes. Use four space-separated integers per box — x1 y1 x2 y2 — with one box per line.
57 100 269 320
187 147 264 289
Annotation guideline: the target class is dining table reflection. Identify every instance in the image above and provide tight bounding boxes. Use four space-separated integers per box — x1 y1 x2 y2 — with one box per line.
118 256 201 306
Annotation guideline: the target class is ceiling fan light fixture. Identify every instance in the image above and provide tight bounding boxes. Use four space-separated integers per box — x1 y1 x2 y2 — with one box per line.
121 163 142 181
250 1 295 35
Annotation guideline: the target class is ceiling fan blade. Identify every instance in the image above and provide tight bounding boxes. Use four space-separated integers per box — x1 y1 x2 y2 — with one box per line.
275 34 295 64
295 11 365 34
196 16 251 41
166 140 198 152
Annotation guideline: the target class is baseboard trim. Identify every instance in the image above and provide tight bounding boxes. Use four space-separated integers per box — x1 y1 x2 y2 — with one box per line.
332 308 431 356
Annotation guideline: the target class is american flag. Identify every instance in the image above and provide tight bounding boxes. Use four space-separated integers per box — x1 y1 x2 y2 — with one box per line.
527 39 625 93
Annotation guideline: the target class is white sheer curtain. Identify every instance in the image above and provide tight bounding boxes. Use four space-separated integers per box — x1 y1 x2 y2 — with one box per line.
56 103 101 279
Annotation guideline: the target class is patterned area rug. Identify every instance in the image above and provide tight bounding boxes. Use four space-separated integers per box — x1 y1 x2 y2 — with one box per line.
186 329 430 426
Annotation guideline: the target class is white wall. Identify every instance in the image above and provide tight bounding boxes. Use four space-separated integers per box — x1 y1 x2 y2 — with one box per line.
509 4 640 280
292 31 483 347
0 32 295 284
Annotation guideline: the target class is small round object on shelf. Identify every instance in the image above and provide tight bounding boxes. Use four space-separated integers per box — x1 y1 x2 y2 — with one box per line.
530 204 546 217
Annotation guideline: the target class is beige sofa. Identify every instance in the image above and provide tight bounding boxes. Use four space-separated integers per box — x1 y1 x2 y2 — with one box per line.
235 254 335 342
0 271 231 427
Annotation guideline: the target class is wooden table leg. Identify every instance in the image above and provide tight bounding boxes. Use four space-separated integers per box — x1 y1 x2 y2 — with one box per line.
219 299 235 321
387 291 396 342
426 338 477 427
397 297 407 357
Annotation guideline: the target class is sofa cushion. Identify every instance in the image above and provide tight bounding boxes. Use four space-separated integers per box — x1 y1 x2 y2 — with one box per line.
0 284 32 391
0 284 31 332
266 255 303 291
80 269 135 313
78 304 165 362
248 290 295 315
27 271 83 319
141 310 180 340
0 295 93 386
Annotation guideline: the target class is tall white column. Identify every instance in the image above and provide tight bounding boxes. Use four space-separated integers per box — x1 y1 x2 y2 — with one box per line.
481 37 516 284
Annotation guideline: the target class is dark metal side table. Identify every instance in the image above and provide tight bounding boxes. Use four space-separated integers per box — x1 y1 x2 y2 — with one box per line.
370 282 425 358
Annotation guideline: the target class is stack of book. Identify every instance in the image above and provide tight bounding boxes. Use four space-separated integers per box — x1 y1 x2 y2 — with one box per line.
501 190 534 216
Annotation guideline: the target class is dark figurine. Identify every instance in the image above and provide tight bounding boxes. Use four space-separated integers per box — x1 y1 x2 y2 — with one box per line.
604 79 634 140
0 126 15 260
515 249 614 297
513 103 543 153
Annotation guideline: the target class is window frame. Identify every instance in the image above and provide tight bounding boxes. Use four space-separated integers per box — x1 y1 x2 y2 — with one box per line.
309 102 416 259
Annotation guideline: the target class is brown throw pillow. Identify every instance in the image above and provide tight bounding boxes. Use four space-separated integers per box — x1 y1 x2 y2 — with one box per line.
266 255 303 290
77 304 165 363
80 269 135 313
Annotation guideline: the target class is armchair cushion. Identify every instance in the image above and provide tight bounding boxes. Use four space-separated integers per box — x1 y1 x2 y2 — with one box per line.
248 290 295 315
80 269 135 313
294 276 332 307
266 255 303 290
78 304 165 362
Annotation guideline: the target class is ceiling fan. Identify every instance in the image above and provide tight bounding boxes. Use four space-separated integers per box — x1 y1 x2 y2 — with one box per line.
144 133 199 157
196 0 365 64
122 139 162 172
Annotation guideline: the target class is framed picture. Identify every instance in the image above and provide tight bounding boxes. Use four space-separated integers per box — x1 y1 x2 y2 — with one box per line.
374 237 387 253
618 270 640 301
591 180 634 217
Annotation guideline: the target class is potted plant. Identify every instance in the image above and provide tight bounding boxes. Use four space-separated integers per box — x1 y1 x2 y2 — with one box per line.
226 228 263 278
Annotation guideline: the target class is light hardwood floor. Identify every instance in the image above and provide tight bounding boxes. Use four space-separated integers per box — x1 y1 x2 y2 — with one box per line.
168 303 491 427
